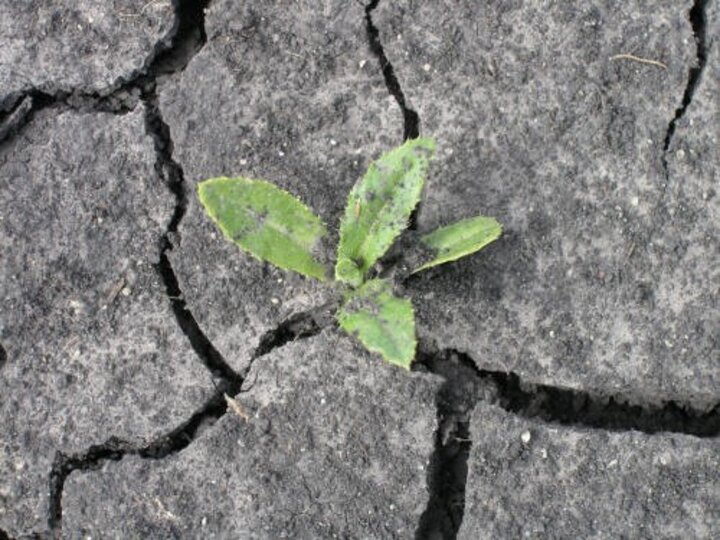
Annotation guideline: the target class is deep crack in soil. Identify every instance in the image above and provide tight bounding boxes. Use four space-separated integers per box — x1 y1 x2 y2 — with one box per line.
143 87 242 386
414 351 498 539
0 342 7 370
0 0 210 143
364 0 419 141
45 304 329 537
413 347 720 539
364 0 424 230
662 0 709 175
11 0 718 537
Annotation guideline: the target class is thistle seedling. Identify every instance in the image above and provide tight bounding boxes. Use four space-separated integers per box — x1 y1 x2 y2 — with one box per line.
198 138 501 369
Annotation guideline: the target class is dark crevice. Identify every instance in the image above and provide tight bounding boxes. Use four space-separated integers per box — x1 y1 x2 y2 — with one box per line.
414 351 498 539
253 302 335 359
142 87 242 387
46 306 328 537
0 0 209 143
47 385 239 537
662 0 709 175
484 369 719 437
0 342 7 370
413 347 720 539
0 96 35 143
364 0 419 142
364 0 422 229
0 527 13 540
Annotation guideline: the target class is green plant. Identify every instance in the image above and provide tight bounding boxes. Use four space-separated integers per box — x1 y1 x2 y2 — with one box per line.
198 138 501 368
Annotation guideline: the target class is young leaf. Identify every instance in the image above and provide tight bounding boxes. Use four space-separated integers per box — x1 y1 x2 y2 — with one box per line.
413 215 502 273
335 137 435 286
198 177 328 280
337 279 416 369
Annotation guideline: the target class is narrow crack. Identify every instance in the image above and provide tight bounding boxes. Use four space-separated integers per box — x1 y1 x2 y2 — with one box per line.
45 308 326 537
0 96 35 143
47 386 237 537
364 0 419 141
143 86 242 388
662 0 709 175
0 0 210 144
253 302 335 359
364 0 422 229
0 342 7 370
414 347 720 539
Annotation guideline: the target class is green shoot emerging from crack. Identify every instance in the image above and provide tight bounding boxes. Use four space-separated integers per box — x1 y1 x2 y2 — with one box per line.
198 138 502 368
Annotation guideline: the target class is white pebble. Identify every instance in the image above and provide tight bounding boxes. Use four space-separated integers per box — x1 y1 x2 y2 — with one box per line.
270 297 280 305
422 63 431 72
521 430 532 444
630 196 639 207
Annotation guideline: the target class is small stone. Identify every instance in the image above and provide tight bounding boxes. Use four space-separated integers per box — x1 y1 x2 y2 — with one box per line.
270 298 280 305
422 63 431 72
630 196 639 207
521 430 532 444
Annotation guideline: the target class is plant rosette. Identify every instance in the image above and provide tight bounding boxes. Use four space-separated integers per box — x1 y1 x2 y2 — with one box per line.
198 138 501 368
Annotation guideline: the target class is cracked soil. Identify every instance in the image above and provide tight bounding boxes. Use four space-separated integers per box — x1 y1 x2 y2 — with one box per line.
0 0 718 538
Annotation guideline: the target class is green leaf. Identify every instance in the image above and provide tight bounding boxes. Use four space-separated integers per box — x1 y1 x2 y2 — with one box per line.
413 215 502 273
335 137 435 285
198 177 328 280
337 279 416 369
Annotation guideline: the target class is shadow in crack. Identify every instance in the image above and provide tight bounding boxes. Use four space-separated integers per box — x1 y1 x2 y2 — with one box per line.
364 0 423 231
0 0 211 145
364 0 419 141
414 351 498 539
662 0 709 174
47 386 238 535
46 305 328 537
413 347 720 539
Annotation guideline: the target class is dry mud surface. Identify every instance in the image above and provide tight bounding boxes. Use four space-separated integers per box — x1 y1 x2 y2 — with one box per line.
0 1 718 538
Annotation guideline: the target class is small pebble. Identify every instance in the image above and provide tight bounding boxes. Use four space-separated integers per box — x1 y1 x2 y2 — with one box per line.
630 196 639 207
271 297 280 305
521 430 532 444
422 63 431 72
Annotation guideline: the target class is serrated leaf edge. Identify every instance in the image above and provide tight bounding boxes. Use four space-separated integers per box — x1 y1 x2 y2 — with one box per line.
198 176 329 281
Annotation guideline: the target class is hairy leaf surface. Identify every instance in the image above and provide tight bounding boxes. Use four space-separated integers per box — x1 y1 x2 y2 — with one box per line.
338 279 416 368
198 177 328 280
335 138 435 286
414 215 502 273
